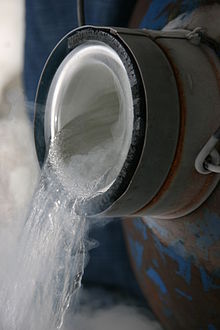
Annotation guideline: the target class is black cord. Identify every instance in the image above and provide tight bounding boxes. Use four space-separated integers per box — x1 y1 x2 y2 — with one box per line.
77 0 85 26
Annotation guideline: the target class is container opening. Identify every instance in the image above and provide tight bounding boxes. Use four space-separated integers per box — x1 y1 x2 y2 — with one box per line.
45 42 134 193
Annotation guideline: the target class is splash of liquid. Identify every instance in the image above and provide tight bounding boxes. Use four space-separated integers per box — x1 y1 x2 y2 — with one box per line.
0 127 115 330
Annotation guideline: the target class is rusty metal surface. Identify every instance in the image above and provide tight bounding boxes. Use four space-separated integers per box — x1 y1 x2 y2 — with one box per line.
102 31 180 216
134 37 220 218
133 38 186 217
35 27 220 219
129 0 152 28
143 183 220 272
105 30 220 218
122 34 220 329
123 183 220 329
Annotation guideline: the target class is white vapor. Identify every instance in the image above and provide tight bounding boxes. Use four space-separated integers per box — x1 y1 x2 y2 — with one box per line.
0 1 163 330
63 288 163 330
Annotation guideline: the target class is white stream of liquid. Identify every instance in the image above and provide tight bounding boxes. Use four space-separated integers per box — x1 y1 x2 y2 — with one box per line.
0 123 118 330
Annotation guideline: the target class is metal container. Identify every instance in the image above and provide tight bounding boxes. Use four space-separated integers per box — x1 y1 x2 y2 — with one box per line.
34 26 220 329
35 26 219 218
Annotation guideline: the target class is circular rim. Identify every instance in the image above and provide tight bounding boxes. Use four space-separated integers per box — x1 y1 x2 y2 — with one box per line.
44 41 134 194
34 26 146 215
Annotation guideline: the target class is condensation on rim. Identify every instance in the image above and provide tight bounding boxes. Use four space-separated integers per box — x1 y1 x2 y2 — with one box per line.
34 26 146 215
44 41 134 193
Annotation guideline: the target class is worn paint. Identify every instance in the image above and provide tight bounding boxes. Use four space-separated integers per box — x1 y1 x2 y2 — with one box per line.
146 267 168 294
139 0 202 29
187 210 220 259
152 258 159 268
123 214 220 329
153 234 191 285
128 234 144 270
175 288 192 301
133 218 148 240
199 267 220 292
144 216 169 238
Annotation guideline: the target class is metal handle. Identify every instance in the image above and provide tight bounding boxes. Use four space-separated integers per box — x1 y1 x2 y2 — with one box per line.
195 127 220 174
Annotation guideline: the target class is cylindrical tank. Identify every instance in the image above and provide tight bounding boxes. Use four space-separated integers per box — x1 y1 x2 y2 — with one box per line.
34 26 220 329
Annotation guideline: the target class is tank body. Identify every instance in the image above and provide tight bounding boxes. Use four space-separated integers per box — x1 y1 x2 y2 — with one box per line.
34 26 220 329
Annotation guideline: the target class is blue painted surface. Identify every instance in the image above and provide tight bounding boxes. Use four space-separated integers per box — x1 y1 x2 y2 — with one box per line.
159 292 173 317
175 288 192 301
208 325 217 330
200 267 220 292
152 258 159 268
187 210 220 260
140 0 174 30
144 217 169 238
128 235 144 270
133 218 148 240
153 234 191 285
146 267 168 294
170 239 193 260
140 0 200 30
